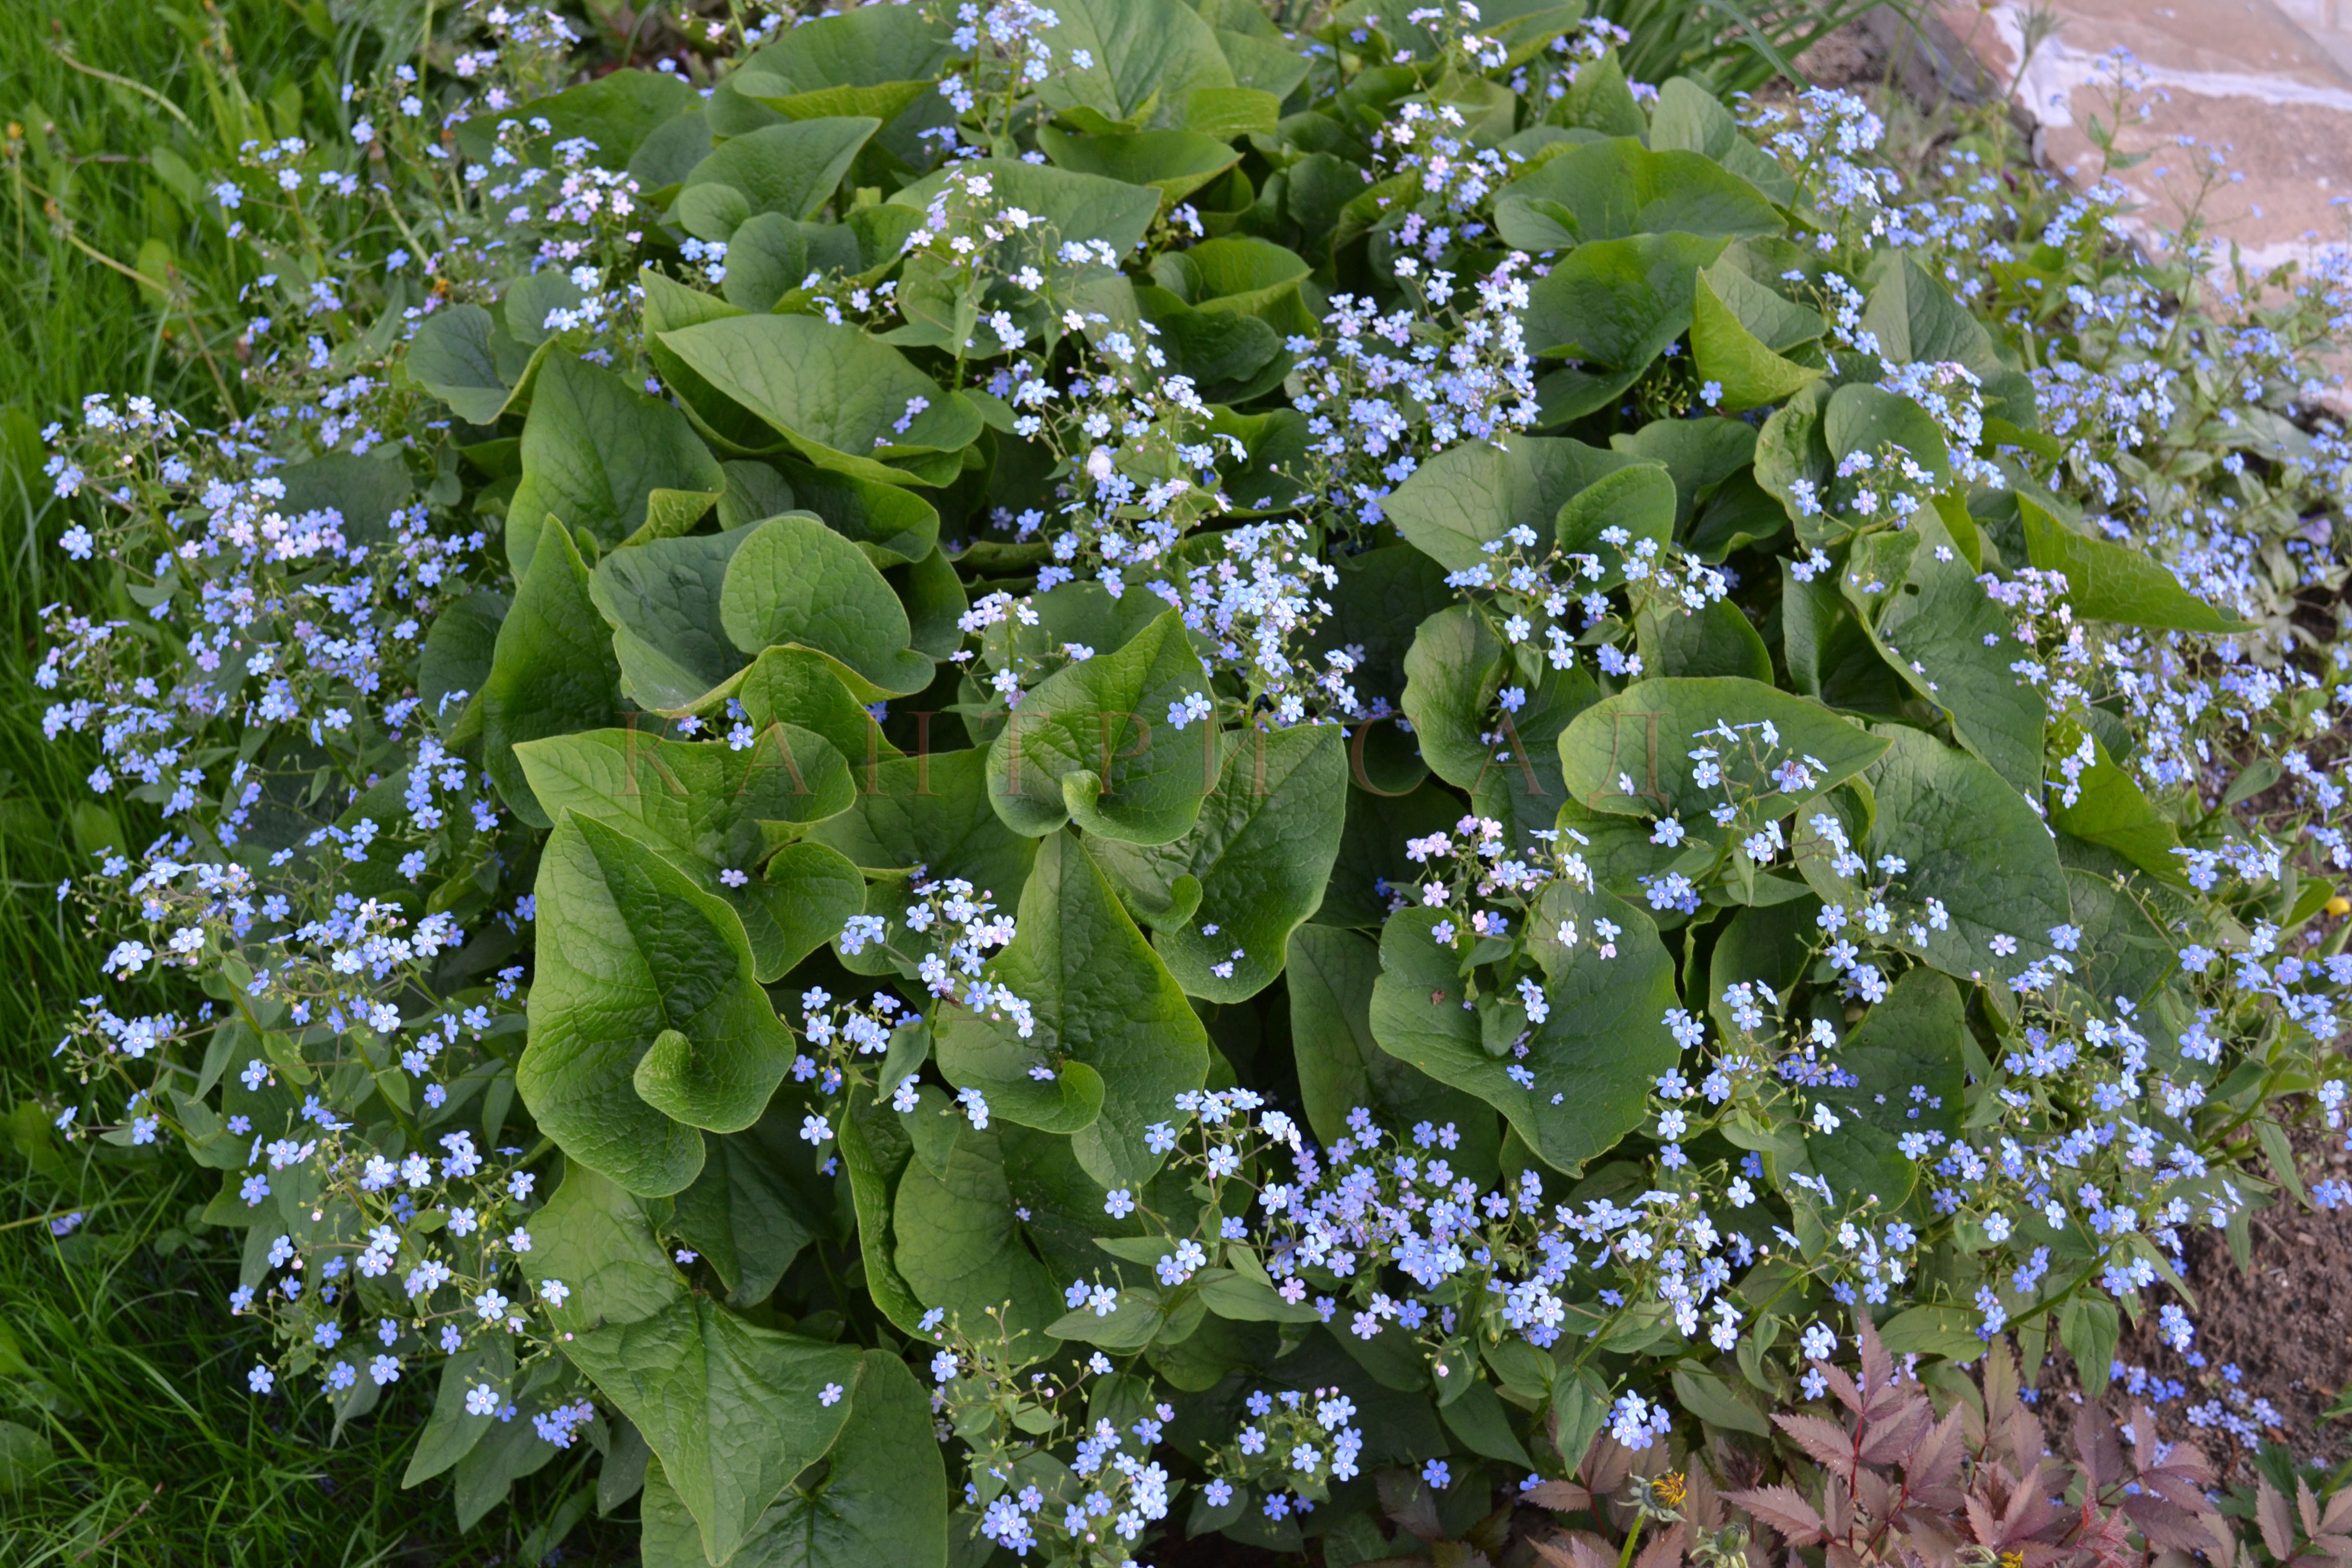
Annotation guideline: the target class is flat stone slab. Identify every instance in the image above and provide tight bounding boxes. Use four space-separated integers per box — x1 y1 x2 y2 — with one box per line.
1910 0 2352 273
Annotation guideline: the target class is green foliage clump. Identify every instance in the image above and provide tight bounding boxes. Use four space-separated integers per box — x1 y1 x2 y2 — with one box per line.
20 3 2352 1564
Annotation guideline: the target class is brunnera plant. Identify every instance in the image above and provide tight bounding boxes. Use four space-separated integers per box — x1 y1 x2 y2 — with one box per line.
27 0 2352 1563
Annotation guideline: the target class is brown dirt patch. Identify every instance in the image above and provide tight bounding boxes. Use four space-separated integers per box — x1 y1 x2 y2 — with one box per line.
2040 1121 2352 1479
1792 18 1892 90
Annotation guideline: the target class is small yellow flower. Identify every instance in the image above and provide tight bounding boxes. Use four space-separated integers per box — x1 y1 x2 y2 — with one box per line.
1651 1471 1688 1510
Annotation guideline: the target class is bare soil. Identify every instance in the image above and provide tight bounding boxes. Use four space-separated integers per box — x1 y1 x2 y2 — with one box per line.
1791 20 1891 89
2045 1121 2352 1478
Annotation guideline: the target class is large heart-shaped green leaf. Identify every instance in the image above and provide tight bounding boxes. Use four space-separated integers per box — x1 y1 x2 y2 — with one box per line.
513 725 860 981
675 117 880 228
1860 250 2036 428
454 68 696 167
1825 384 1951 491
729 78 930 133
589 527 757 712
1401 615 1602 844
834 1079 931 1339
1178 79 1285 138
2018 492 2251 632
820 756 1037 986
1368 902 1679 1176
1638 597 1773 683
1545 796 1689 904
983 609 1215 846
1286 924 1501 1183
733 73 926 124
719 513 936 697
935 830 1209 1186
278 449 413 546
1037 0 1237 127
1037 127 1241 207
405 303 530 425
1646 77 1796 203
1607 417 1759 535
810 746 1037 895
638 1350 948 1568
1690 266 1821 413
782 460 941 567
728 3 951 121
1440 1378 1534 1467
1704 253 1826 351
1553 462 1677 593
2048 718 2182 883
886 550 966 671
419 587 507 732
670 1097 835 1306
1211 26 1308 100
2063 864 2177 1010
736 645 902 765
1795 723 2072 987
520 1164 684 1333
506 354 725 580
1552 46 1647 136
1150 236 1311 314
481 521 623 830
1383 435 1640 570
714 213 863 308
1091 722 1348 1000
1520 233 1731 366
1325 546 1453 770
892 1123 1068 1339
1556 676 1887 822
1754 378 1833 539
1492 137 1780 252
641 275 780 458
1845 505 2044 796
631 106 715 191
1134 285 1285 400
891 548 967 663
887 158 1163 259
1471 662 1602 851
1799 966 1966 1209
504 269 585 348
656 314 982 486
975 580 1169 687
565 1295 863 1567
520 814 796 1196
1686 468 1790 564
1401 604 1505 791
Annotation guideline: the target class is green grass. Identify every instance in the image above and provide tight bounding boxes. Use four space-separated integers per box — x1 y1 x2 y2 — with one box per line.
0 3 627 1560
0 1115 630 1564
